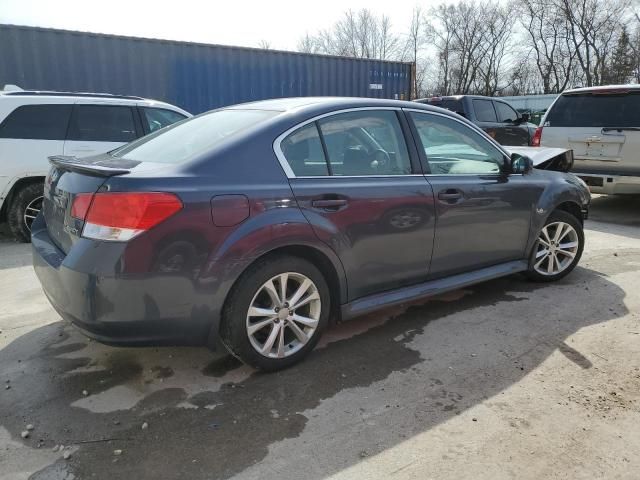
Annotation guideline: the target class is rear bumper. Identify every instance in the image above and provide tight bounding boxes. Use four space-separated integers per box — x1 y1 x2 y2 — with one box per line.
576 173 640 195
31 215 214 347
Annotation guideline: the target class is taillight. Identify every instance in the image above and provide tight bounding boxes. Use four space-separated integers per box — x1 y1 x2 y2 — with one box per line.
72 192 182 241
531 127 543 147
71 193 93 220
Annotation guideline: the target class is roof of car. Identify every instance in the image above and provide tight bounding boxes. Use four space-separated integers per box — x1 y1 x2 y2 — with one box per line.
0 89 191 115
415 94 500 102
226 96 443 113
563 84 640 94
0 90 145 100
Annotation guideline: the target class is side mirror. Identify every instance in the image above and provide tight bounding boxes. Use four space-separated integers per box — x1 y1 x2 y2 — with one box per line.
510 153 534 174
519 113 530 123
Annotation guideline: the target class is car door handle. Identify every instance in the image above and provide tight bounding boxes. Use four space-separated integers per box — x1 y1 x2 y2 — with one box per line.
311 199 348 210
437 190 463 203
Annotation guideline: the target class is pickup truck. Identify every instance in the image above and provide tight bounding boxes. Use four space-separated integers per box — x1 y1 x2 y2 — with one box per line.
415 95 537 146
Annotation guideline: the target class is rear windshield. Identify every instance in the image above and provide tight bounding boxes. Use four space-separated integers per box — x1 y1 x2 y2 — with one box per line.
112 109 278 163
430 99 463 113
546 91 640 127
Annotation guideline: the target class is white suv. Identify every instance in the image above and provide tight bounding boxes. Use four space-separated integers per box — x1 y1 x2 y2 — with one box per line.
0 87 191 241
536 84 640 195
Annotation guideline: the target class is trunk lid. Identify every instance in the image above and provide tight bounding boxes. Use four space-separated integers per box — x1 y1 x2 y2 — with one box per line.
43 155 137 253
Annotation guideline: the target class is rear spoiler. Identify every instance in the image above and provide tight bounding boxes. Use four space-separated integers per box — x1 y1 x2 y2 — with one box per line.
49 155 138 177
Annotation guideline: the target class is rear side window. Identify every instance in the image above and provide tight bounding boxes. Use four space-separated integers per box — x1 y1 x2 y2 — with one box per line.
67 105 137 142
142 107 187 133
494 102 518 123
473 99 497 122
113 109 277 164
280 123 329 176
546 92 640 127
0 104 72 140
318 110 412 176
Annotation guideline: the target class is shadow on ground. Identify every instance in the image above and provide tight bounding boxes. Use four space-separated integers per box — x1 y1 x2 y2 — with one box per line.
588 195 640 227
0 260 629 479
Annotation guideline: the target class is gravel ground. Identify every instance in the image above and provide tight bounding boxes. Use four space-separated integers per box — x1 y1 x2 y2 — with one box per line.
0 195 639 480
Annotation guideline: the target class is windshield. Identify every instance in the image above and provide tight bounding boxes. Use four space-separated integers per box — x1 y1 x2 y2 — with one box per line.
111 109 278 163
546 91 640 127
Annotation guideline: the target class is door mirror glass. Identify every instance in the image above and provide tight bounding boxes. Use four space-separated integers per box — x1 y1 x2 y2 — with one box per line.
510 153 534 174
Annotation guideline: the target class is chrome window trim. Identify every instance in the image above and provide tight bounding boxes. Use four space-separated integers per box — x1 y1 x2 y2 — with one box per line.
273 107 407 179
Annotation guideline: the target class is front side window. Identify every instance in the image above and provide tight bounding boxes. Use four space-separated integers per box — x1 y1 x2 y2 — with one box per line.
280 123 329 176
0 104 72 140
473 99 497 122
142 107 187 133
67 105 137 142
410 111 505 175
494 102 518 123
317 110 411 176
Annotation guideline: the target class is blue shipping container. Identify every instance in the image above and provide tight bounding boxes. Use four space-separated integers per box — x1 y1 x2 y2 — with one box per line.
0 24 414 114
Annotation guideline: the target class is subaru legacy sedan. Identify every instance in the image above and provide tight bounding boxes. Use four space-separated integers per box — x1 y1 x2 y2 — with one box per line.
32 97 590 370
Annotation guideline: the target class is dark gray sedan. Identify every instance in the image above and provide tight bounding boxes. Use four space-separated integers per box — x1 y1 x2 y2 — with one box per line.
32 97 590 371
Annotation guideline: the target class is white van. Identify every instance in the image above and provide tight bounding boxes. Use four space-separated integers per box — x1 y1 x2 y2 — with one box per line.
0 87 190 241
536 84 640 194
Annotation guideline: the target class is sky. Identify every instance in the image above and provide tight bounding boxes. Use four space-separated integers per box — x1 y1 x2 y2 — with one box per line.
0 0 443 51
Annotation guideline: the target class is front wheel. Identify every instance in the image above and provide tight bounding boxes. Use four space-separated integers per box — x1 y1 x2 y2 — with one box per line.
526 210 584 282
220 255 330 371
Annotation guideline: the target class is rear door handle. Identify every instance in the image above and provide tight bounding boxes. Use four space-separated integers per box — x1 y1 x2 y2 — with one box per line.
438 189 463 203
311 199 348 210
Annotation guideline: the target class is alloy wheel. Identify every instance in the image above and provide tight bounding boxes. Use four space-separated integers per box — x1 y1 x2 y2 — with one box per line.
533 221 579 276
246 272 321 358
23 196 43 232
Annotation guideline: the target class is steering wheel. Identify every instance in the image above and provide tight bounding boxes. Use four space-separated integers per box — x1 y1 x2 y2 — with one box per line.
370 148 391 171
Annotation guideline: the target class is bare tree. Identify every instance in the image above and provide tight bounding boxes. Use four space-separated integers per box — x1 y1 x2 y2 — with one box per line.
475 3 513 95
298 9 401 60
558 0 630 86
518 0 576 93
258 40 272 50
400 7 428 97
297 34 320 54
429 1 514 95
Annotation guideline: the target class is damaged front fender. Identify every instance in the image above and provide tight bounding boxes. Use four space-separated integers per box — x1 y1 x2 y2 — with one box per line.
505 146 574 172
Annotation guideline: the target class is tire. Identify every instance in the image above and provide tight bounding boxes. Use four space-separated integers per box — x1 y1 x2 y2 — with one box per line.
220 255 331 371
525 210 584 282
8 182 44 243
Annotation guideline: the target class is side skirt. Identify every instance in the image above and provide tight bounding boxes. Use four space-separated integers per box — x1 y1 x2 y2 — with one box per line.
340 260 528 321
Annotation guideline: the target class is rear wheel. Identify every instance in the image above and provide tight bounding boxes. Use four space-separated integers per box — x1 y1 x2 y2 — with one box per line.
220 255 330 371
8 182 44 242
526 210 584 282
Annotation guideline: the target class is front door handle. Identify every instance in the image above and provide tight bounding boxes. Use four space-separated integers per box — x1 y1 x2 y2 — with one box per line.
437 189 463 203
311 199 348 210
